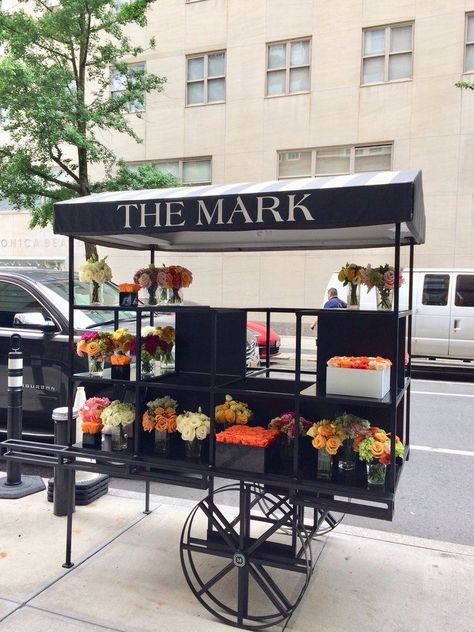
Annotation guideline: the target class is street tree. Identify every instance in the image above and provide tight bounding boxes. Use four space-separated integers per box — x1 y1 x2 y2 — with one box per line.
0 0 177 258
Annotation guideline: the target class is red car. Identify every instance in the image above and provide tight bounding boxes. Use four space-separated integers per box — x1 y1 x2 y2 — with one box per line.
246 321 281 357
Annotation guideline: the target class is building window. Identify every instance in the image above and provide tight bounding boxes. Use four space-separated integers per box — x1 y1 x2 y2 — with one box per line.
186 52 225 105
465 14 474 72
362 24 413 85
110 63 145 112
128 158 212 185
266 38 311 96
278 144 392 179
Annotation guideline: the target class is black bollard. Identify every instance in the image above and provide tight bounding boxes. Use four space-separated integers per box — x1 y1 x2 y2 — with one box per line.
53 407 76 517
0 334 45 498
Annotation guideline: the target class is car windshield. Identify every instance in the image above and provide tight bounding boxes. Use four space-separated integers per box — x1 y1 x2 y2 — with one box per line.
39 278 136 327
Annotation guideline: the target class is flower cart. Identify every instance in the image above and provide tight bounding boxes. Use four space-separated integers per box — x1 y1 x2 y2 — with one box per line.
0 171 425 629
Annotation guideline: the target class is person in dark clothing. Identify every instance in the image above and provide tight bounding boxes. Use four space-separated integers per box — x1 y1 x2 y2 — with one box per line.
310 288 346 330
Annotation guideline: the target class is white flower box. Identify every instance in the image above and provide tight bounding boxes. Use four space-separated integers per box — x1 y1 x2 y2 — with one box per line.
326 366 391 399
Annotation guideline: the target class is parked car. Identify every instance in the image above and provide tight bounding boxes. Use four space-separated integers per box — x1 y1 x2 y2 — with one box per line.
246 320 281 357
0 268 260 440
325 269 474 361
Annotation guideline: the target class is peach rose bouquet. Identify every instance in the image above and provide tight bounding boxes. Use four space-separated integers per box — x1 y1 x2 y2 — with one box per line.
306 419 347 455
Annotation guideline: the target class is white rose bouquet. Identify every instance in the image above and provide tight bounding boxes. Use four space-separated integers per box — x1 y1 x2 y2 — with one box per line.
79 255 112 284
100 400 135 428
176 407 210 442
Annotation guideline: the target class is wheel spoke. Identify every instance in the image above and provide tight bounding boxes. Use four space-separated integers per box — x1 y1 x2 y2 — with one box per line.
200 499 239 550
253 563 292 610
246 507 293 556
196 561 234 597
248 563 288 617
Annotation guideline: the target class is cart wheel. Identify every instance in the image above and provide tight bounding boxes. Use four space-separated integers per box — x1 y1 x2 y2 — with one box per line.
180 483 312 630
252 484 345 537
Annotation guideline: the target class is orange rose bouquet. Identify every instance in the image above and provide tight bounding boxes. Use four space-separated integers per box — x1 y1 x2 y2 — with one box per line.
142 395 178 434
306 419 346 455
354 426 404 485
76 331 114 374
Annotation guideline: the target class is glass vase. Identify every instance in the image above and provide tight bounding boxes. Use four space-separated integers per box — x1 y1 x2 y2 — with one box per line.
158 287 169 305
279 434 294 470
346 282 360 309
367 461 387 486
141 357 156 379
316 449 333 480
110 425 128 451
89 280 104 305
376 287 394 310
154 429 170 455
338 438 356 471
167 288 183 306
147 286 157 306
184 438 202 459
160 351 175 375
88 356 105 377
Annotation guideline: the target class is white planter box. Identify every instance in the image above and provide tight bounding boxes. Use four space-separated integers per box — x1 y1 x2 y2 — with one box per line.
326 366 391 399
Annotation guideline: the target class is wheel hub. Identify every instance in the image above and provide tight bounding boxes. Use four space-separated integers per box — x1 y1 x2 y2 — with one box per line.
233 552 246 568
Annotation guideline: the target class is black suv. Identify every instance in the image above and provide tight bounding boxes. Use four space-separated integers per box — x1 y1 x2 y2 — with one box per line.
0 268 260 440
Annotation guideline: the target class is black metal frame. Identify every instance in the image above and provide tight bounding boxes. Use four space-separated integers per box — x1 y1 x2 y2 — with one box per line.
0 225 415 629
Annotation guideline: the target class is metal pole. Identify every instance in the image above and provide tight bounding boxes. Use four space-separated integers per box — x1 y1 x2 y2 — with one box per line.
6 334 23 486
53 407 77 517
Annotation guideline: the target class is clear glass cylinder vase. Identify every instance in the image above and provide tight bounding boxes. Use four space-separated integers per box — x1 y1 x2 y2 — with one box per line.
154 429 170 455
89 280 104 305
167 288 183 306
88 355 105 377
366 461 387 486
160 351 175 375
316 449 333 480
147 286 157 306
338 437 356 471
376 287 394 310
110 425 128 451
184 438 202 459
141 357 156 379
346 282 360 309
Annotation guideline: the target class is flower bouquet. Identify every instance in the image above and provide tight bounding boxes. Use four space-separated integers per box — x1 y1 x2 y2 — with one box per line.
157 264 193 305
326 355 392 398
118 283 141 307
307 419 347 479
268 411 312 467
79 255 112 305
215 394 253 427
79 396 111 449
111 327 135 379
142 395 178 454
100 400 135 451
338 262 365 309
176 407 210 459
215 426 279 473
130 326 163 378
333 412 370 471
155 325 176 373
133 264 159 305
354 426 404 486
362 264 405 310
76 331 114 376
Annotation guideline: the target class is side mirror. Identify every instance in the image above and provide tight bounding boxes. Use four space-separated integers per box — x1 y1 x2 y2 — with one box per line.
13 312 57 332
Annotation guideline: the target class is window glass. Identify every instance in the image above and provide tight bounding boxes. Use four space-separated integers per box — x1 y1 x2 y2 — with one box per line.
110 68 126 92
455 275 474 307
388 53 412 80
187 81 204 104
315 148 350 175
208 52 225 77
208 77 225 101
187 57 204 81
362 56 384 83
390 25 412 52
364 29 385 55
268 43 286 69
0 198 12 211
155 161 180 178
289 67 310 92
355 145 392 172
465 44 474 71
278 151 312 178
468 15 474 42
183 160 211 184
290 40 310 66
422 274 449 306
267 70 286 95
0 282 44 328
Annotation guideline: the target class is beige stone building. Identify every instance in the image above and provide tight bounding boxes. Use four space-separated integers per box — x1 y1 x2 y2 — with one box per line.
2 0 474 312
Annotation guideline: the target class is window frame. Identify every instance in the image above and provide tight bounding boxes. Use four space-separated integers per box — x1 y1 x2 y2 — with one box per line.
127 157 212 185
361 22 414 86
186 51 226 106
277 143 393 179
110 62 146 113
265 37 311 97
464 13 474 73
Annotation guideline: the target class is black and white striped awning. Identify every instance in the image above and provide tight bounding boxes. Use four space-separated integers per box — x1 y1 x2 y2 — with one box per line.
53 170 425 251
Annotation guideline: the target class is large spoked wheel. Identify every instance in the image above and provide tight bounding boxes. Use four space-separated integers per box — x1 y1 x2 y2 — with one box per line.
180 483 313 630
253 484 345 537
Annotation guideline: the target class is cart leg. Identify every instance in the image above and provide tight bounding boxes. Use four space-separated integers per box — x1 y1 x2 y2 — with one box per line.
144 480 151 514
62 470 75 569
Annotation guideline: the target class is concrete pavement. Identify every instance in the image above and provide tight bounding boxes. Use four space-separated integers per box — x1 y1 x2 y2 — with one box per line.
0 485 473 631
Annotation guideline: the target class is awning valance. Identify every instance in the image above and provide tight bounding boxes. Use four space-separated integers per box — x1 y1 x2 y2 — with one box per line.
53 170 425 251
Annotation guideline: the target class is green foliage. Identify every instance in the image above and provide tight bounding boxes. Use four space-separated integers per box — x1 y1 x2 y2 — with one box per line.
455 80 474 90
0 0 167 228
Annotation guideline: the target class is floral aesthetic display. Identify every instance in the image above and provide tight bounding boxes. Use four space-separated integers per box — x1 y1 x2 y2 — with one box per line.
76 331 114 376
268 411 312 467
338 262 364 309
327 356 392 370
133 264 159 305
176 407 210 459
79 255 112 305
215 394 253 427
354 426 405 486
333 412 370 471
157 265 193 305
118 283 140 307
110 328 135 379
362 264 405 310
78 396 111 449
142 395 178 454
100 400 135 451
216 425 279 447
131 325 175 378
307 419 346 479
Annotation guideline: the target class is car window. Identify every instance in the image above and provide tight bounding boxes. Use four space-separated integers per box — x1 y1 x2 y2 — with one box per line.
422 274 449 306
0 281 47 327
455 275 474 307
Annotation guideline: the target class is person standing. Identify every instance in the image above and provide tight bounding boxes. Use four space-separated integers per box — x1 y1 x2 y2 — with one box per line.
310 288 346 330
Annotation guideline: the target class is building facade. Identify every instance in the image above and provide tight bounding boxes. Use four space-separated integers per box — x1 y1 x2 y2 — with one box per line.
2 0 474 310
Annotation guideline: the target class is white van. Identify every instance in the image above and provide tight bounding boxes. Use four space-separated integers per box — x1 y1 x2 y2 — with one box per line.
325 269 474 361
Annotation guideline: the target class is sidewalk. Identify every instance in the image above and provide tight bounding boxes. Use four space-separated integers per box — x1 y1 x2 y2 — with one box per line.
1 485 473 631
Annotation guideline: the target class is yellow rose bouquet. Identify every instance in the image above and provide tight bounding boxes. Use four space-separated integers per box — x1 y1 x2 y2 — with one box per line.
306 419 346 455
